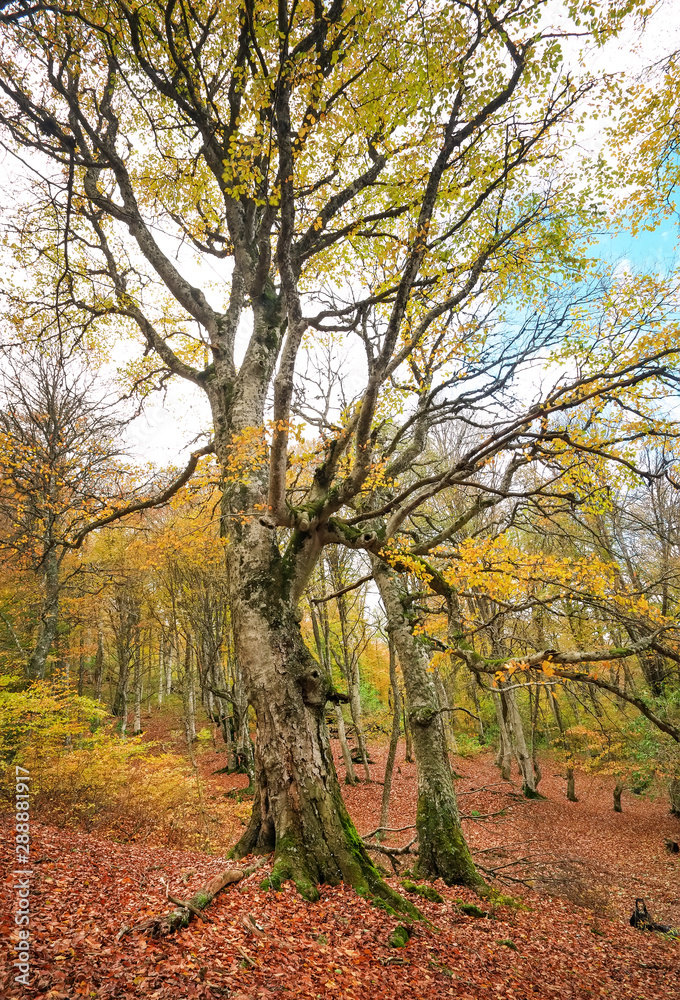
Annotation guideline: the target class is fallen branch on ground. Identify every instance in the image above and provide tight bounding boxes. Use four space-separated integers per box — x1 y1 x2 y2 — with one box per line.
364 838 418 872
121 855 270 937
363 824 416 840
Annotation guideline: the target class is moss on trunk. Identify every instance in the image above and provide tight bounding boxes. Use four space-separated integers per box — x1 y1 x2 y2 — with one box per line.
415 795 483 888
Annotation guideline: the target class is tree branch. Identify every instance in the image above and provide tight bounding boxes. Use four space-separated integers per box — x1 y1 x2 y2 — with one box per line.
66 442 215 549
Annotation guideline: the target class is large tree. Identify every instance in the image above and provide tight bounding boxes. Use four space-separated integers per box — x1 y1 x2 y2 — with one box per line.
0 0 674 898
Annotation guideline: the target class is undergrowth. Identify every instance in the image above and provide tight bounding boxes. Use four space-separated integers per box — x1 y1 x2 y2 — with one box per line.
0 674 234 852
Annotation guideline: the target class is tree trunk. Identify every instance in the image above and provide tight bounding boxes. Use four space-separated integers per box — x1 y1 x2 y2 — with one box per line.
492 688 512 780
529 685 542 788
403 693 414 763
669 777 680 818
77 632 85 697
182 639 196 745
334 704 357 785
380 638 402 832
309 595 357 786
503 686 541 798
132 643 142 736
434 668 457 754
548 689 577 801
373 558 481 888
330 592 371 781
566 768 577 802
157 639 166 707
27 546 60 680
613 780 624 812
468 673 485 742
112 652 129 724
94 625 104 701
225 517 408 911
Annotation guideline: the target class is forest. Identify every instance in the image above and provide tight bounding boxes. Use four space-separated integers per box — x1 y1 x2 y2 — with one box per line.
0 0 679 997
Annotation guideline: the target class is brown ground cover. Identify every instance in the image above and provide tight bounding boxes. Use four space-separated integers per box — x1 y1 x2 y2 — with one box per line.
2 733 678 1000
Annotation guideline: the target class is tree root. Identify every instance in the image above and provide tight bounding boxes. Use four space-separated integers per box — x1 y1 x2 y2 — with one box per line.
121 856 270 937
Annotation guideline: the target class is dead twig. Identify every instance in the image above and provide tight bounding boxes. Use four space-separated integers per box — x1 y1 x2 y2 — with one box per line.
363 824 416 840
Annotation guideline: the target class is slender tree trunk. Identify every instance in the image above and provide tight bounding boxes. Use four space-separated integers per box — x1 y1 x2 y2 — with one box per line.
112 644 130 722
347 661 371 781
27 546 60 680
132 642 143 736
402 691 414 762
468 673 485 742
77 632 85 697
434 668 457 754
94 625 104 701
373 558 481 887
548 689 577 801
380 637 402 832
182 639 196 745
308 597 357 786
504 686 541 798
157 640 165 707
492 688 512 780
613 780 624 812
529 685 542 788
669 777 680 818
335 705 357 785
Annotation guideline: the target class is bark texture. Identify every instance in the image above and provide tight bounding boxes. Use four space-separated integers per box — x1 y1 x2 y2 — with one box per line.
373 557 482 888
669 777 680 818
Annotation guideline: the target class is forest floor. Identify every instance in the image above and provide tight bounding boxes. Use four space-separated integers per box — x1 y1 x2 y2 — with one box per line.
2 717 679 999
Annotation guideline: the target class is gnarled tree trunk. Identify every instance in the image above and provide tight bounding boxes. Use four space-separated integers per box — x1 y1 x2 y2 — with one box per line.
226 519 406 909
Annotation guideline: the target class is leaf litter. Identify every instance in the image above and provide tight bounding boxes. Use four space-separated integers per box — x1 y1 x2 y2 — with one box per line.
1 741 678 999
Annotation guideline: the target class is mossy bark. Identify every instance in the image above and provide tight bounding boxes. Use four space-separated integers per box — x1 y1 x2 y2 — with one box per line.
222 492 413 914
373 557 483 889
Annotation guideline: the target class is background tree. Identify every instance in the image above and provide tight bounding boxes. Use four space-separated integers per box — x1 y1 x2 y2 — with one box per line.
0 345 128 678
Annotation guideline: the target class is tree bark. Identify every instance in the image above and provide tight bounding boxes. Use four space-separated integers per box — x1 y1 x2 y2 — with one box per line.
669 777 680 818
492 688 512 780
379 637 402 832
181 639 197 745
434 668 457 754
308 598 357 785
503 685 541 798
468 673 485 742
77 632 85 697
403 694 414 763
224 505 409 910
548 689 577 801
373 558 481 888
613 780 624 812
94 625 104 701
27 547 60 680
132 642 143 736
529 684 542 788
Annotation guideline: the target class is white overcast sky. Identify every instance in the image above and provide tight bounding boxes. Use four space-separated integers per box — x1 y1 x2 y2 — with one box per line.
2 1 679 471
